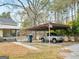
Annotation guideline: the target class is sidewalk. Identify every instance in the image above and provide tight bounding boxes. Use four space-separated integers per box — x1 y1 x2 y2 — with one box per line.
13 42 39 50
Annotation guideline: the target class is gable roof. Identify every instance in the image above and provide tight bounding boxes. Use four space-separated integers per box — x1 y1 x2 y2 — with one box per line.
0 17 17 26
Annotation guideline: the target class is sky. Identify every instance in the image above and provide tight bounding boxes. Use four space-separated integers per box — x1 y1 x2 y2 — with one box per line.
0 0 74 25
0 0 26 14
0 0 28 25
0 0 60 25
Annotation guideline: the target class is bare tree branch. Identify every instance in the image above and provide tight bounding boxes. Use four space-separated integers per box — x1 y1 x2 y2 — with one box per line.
29 0 37 13
17 0 31 19
0 0 48 26
0 0 32 19
0 3 22 8
17 0 26 11
40 0 49 10
26 0 36 14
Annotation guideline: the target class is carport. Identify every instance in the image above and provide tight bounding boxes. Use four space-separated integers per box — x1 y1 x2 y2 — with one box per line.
27 22 70 43
27 22 69 31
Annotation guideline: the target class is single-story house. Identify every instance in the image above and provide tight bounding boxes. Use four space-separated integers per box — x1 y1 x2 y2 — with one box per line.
0 17 19 37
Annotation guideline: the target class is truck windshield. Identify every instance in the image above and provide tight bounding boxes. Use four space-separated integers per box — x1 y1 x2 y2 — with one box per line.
47 33 63 36
47 33 57 36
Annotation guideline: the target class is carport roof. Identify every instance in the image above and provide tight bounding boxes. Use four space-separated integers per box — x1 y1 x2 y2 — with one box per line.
26 22 70 31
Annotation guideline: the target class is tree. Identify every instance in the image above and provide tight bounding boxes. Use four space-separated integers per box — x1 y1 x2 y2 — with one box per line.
0 12 10 18
0 0 49 39
0 0 49 24
50 0 79 24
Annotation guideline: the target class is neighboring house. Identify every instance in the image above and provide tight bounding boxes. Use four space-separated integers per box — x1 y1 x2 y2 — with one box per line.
0 17 19 37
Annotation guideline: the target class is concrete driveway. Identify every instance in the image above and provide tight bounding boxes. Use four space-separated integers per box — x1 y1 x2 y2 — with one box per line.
63 44 79 59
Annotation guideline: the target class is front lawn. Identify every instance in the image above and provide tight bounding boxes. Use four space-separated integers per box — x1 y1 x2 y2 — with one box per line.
0 42 63 59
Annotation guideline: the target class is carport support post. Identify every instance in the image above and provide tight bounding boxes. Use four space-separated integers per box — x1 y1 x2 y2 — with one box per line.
48 23 51 44
48 0 51 45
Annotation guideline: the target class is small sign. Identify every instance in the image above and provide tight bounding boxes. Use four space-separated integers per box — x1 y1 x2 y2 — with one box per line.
0 56 9 59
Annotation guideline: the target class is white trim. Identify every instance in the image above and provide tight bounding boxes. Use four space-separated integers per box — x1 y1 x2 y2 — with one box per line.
0 24 19 29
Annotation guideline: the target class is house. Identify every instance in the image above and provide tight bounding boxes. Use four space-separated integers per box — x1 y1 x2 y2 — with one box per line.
0 17 19 37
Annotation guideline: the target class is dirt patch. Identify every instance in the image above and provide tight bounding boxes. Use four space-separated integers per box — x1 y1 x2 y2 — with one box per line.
0 42 35 57
0 42 63 59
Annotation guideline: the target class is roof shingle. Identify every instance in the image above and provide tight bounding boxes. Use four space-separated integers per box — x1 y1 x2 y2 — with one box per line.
0 17 17 26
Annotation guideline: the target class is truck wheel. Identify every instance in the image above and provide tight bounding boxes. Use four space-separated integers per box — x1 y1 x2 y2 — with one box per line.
52 38 57 43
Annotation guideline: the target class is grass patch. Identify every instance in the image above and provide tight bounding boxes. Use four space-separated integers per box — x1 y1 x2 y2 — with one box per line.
0 43 63 59
24 46 63 59
9 46 63 59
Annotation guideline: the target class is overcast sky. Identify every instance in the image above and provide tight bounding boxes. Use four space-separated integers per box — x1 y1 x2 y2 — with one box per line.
0 0 28 24
0 0 56 24
0 0 28 14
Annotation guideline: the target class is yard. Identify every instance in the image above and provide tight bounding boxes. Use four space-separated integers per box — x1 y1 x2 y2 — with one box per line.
0 42 78 59
0 42 63 59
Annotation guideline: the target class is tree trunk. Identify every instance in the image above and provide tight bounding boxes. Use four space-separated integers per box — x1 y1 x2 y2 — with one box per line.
57 12 60 23
71 5 74 21
33 15 37 40
54 11 57 22
61 11 64 24
73 2 76 20
77 1 79 18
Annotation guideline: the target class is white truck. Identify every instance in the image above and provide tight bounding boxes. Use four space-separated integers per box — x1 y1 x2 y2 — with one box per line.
40 33 64 43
